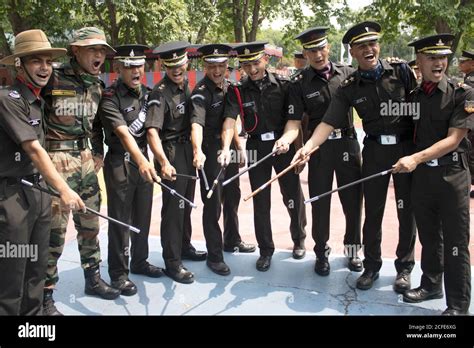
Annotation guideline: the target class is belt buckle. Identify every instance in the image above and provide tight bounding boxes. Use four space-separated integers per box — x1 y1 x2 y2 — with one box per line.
425 159 439 167
380 135 397 145
260 131 275 141
328 129 342 140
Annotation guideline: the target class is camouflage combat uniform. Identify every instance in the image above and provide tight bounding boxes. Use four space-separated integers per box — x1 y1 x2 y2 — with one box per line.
42 60 103 287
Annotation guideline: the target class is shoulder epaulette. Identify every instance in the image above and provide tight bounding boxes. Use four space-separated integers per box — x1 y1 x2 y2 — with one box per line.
7 89 21 99
385 57 406 64
102 88 115 97
291 73 303 82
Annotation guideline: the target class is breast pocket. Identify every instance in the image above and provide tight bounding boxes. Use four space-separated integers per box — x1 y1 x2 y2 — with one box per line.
353 96 373 119
172 101 186 120
52 96 78 126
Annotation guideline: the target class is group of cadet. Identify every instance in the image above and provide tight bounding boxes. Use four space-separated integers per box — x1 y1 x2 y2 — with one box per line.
0 19 472 317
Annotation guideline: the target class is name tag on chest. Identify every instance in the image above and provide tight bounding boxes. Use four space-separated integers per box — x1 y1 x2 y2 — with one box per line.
306 91 320 99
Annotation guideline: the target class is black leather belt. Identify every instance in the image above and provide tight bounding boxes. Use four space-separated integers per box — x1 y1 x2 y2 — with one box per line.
0 173 42 185
365 133 412 145
247 130 283 141
162 135 190 144
46 138 88 151
327 127 356 140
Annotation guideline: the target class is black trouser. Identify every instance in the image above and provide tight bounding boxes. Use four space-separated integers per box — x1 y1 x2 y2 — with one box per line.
104 151 153 281
361 138 416 273
0 180 51 315
412 159 471 312
246 138 306 256
308 137 362 260
156 141 196 271
200 139 241 262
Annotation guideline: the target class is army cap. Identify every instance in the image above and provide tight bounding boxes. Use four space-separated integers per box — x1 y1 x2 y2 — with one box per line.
0 29 67 65
114 44 148 67
459 50 474 62
408 59 418 69
234 41 268 63
294 51 305 59
198 44 232 63
408 34 454 56
153 41 189 68
342 21 381 46
69 27 115 54
295 27 329 49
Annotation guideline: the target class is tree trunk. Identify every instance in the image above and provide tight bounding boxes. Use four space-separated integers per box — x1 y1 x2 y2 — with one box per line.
105 0 120 46
8 0 30 34
0 25 12 57
232 0 243 42
247 0 261 42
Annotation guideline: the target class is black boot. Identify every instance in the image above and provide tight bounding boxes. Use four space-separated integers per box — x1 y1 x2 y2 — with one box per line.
43 289 63 316
84 266 120 300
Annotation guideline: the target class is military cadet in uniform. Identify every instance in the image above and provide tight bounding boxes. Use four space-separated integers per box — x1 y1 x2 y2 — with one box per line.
289 27 363 276
146 41 206 284
190 44 255 276
394 35 473 315
293 52 307 76
0 29 84 315
293 22 417 292
458 50 474 197
96 45 164 296
220 41 307 272
42 27 120 315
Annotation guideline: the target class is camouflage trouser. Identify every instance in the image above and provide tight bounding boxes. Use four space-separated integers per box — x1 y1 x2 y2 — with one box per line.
45 148 101 288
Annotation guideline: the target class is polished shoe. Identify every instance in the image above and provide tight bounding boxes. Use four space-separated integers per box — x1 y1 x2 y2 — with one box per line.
256 255 272 272
43 289 63 316
130 262 164 278
442 308 469 316
224 241 256 253
164 266 194 284
347 256 363 272
403 286 443 303
470 190 474 198
356 270 379 290
206 260 231 276
84 266 121 300
292 246 306 260
111 278 137 296
182 248 207 261
314 258 330 276
393 271 411 294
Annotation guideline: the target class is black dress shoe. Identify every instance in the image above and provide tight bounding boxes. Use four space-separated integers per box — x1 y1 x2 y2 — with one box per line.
131 263 164 278
403 286 443 303
356 270 379 290
111 279 138 296
292 246 306 260
182 249 207 261
393 271 411 293
164 266 194 284
224 241 256 253
206 260 231 276
256 255 272 272
347 257 363 272
314 258 330 276
442 308 469 316
470 190 474 198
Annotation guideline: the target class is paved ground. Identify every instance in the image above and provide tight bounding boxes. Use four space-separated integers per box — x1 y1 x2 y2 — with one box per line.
60 135 474 315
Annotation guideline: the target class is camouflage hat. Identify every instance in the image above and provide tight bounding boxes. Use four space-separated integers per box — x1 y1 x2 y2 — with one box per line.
0 29 67 66
69 27 115 54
